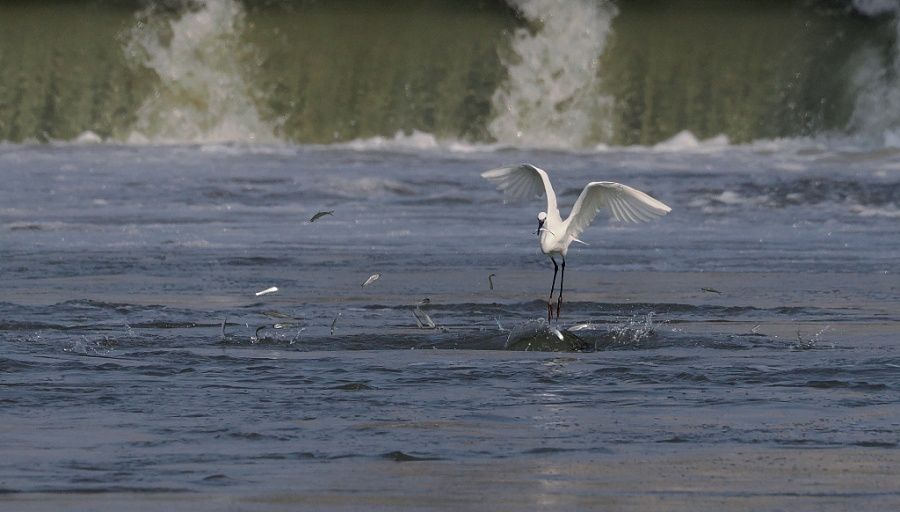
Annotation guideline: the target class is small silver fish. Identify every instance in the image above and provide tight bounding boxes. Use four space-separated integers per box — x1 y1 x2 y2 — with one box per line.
255 286 278 296
701 287 722 294
331 312 342 335
361 273 382 288
413 306 435 329
309 210 334 223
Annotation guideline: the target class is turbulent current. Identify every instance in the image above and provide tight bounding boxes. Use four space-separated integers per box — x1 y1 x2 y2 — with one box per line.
4 0 900 147
1 143 898 508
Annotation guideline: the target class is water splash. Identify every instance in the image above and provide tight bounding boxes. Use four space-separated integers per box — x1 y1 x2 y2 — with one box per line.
123 0 277 144
504 319 590 351
608 312 659 347
64 335 118 356
489 0 618 149
791 325 833 351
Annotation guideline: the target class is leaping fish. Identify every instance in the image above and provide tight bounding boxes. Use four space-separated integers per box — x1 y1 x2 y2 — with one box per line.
331 312 342 336
361 273 382 288
309 210 335 223
413 301 436 329
255 286 279 297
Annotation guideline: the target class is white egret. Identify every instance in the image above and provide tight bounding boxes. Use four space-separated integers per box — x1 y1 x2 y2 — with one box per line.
482 163 671 320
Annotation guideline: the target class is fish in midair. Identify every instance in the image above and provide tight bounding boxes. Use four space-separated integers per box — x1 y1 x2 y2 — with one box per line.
413 299 435 329
309 210 334 223
413 307 436 329
255 286 278 296
331 312 342 336
488 273 496 291
361 273 382 288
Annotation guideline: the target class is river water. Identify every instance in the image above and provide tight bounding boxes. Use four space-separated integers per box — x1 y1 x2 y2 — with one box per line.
2 0 900 509
1 141 898 510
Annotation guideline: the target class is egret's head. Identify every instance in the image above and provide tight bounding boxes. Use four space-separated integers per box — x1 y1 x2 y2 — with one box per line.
536 212 547 234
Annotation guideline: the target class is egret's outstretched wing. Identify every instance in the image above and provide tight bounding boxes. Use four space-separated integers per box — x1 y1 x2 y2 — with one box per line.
565 182 671 240
481 164 558 214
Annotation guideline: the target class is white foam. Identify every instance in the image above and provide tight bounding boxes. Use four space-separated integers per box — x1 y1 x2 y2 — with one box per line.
123 0 277 144
689 190 769 213
712 191 746 206
650 130 731 152
197 143 298 157
368 129 900 154
489 0 618 149
342 130 441 151
74 131 103 144
850 204 900 218
844 3 900 149
337 130 493 153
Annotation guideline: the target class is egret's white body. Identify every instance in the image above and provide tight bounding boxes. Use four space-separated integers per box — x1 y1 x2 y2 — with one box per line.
482 163 671 319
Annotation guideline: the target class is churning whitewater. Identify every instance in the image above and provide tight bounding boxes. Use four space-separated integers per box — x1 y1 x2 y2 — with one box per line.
4 0 900 148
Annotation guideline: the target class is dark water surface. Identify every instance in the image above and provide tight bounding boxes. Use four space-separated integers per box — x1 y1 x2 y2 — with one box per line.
1 143 899 509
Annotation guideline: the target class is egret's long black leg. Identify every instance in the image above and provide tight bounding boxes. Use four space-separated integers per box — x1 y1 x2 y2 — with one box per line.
547 257 559 321
556 258 566 319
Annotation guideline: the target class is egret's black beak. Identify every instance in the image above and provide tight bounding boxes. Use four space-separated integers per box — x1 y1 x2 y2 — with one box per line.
536 219 544 236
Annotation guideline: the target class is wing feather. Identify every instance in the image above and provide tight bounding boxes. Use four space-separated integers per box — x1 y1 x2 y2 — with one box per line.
608 196 628 222
565 181 671 240
620 197 647 222
614 195 639 223
481 163 558 215
622 197 645 223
